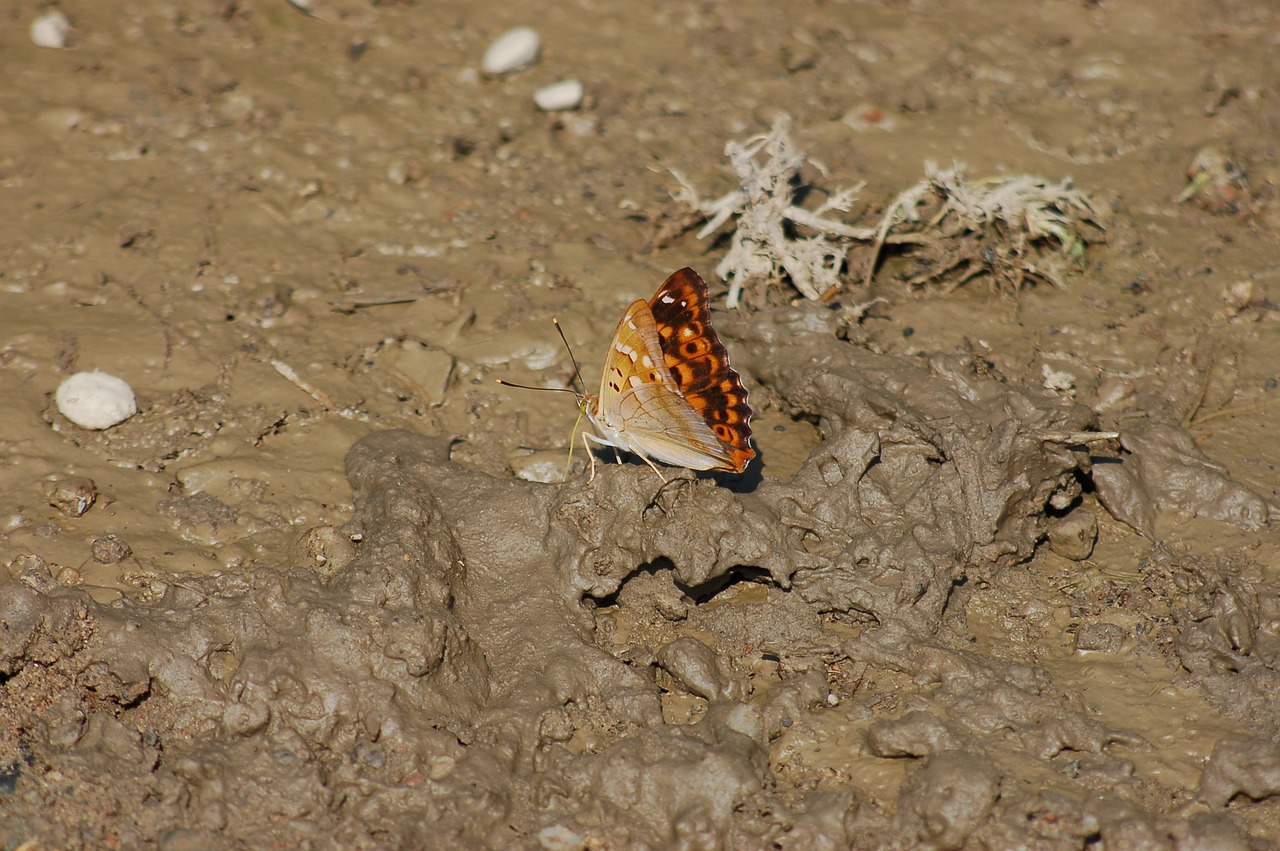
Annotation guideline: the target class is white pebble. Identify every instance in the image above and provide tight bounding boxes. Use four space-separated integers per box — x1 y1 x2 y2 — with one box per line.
30 10 71 49
55 371 138 430
534 80 584 112
538 826 586 851
482 27 540 76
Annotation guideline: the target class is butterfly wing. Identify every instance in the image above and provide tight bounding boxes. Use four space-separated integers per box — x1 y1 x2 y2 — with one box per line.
612 379 743 470
590 299 743 471
646 268 755 472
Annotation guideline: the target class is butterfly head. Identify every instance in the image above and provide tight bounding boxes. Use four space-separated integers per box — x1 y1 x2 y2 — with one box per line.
575 391 609 435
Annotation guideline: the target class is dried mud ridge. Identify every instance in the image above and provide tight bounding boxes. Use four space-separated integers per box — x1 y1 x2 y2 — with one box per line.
2 307 1276 848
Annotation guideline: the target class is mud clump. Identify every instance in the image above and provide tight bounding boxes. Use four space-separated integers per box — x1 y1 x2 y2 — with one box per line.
895 751 1000 849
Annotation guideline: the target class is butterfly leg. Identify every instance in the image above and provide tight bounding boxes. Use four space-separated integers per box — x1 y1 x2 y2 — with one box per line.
636 452 668 484
581 433 666 482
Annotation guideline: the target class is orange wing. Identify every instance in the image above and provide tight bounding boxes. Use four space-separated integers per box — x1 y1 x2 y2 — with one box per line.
646 268 754 472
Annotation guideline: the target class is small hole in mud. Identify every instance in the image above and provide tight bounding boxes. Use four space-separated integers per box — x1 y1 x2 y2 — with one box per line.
679 565 772 605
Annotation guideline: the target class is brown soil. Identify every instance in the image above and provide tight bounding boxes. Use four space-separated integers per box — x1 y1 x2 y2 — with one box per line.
3 0 1280 848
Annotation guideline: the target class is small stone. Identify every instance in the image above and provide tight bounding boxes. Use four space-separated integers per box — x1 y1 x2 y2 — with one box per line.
1074 622 1126 654
37 108 85 133
534 80 584 112
55 371 138 430
3 513 31 533
31 10 71 49
295 525 358 576
538 826 586 851
47 706 87 748
655 636 740 701
16 557 59 594
705 702 764 743
356 743 386 769
91 534 132 565
1093 378 1135 413
222 701 270 738
482 27 540 76
45 476 98 517
537 708 574 743
205 650 239 682
512 450 579 484
1047 510 1097 561
781 38 820 73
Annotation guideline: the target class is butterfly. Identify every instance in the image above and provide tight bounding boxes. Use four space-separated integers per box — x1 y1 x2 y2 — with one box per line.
575 267 754 479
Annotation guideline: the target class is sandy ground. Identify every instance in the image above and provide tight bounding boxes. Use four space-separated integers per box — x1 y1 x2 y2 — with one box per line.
3 0 1280 848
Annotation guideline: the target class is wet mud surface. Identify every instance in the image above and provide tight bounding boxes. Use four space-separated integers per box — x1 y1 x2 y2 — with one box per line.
3 0 1280 848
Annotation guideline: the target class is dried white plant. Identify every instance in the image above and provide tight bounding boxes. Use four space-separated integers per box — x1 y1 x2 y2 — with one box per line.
883 163 1104 292
670 114 873 308
672 115 1105 306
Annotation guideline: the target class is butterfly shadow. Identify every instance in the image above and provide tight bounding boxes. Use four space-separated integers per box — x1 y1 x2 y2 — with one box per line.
709 449 764 494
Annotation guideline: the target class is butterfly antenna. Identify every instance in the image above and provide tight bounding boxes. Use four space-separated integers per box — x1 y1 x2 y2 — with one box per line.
494 379 577 394
553 318 587 395
495 317 593 482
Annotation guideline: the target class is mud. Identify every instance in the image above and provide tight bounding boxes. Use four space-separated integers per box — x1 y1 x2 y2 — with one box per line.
4 0 1280 848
